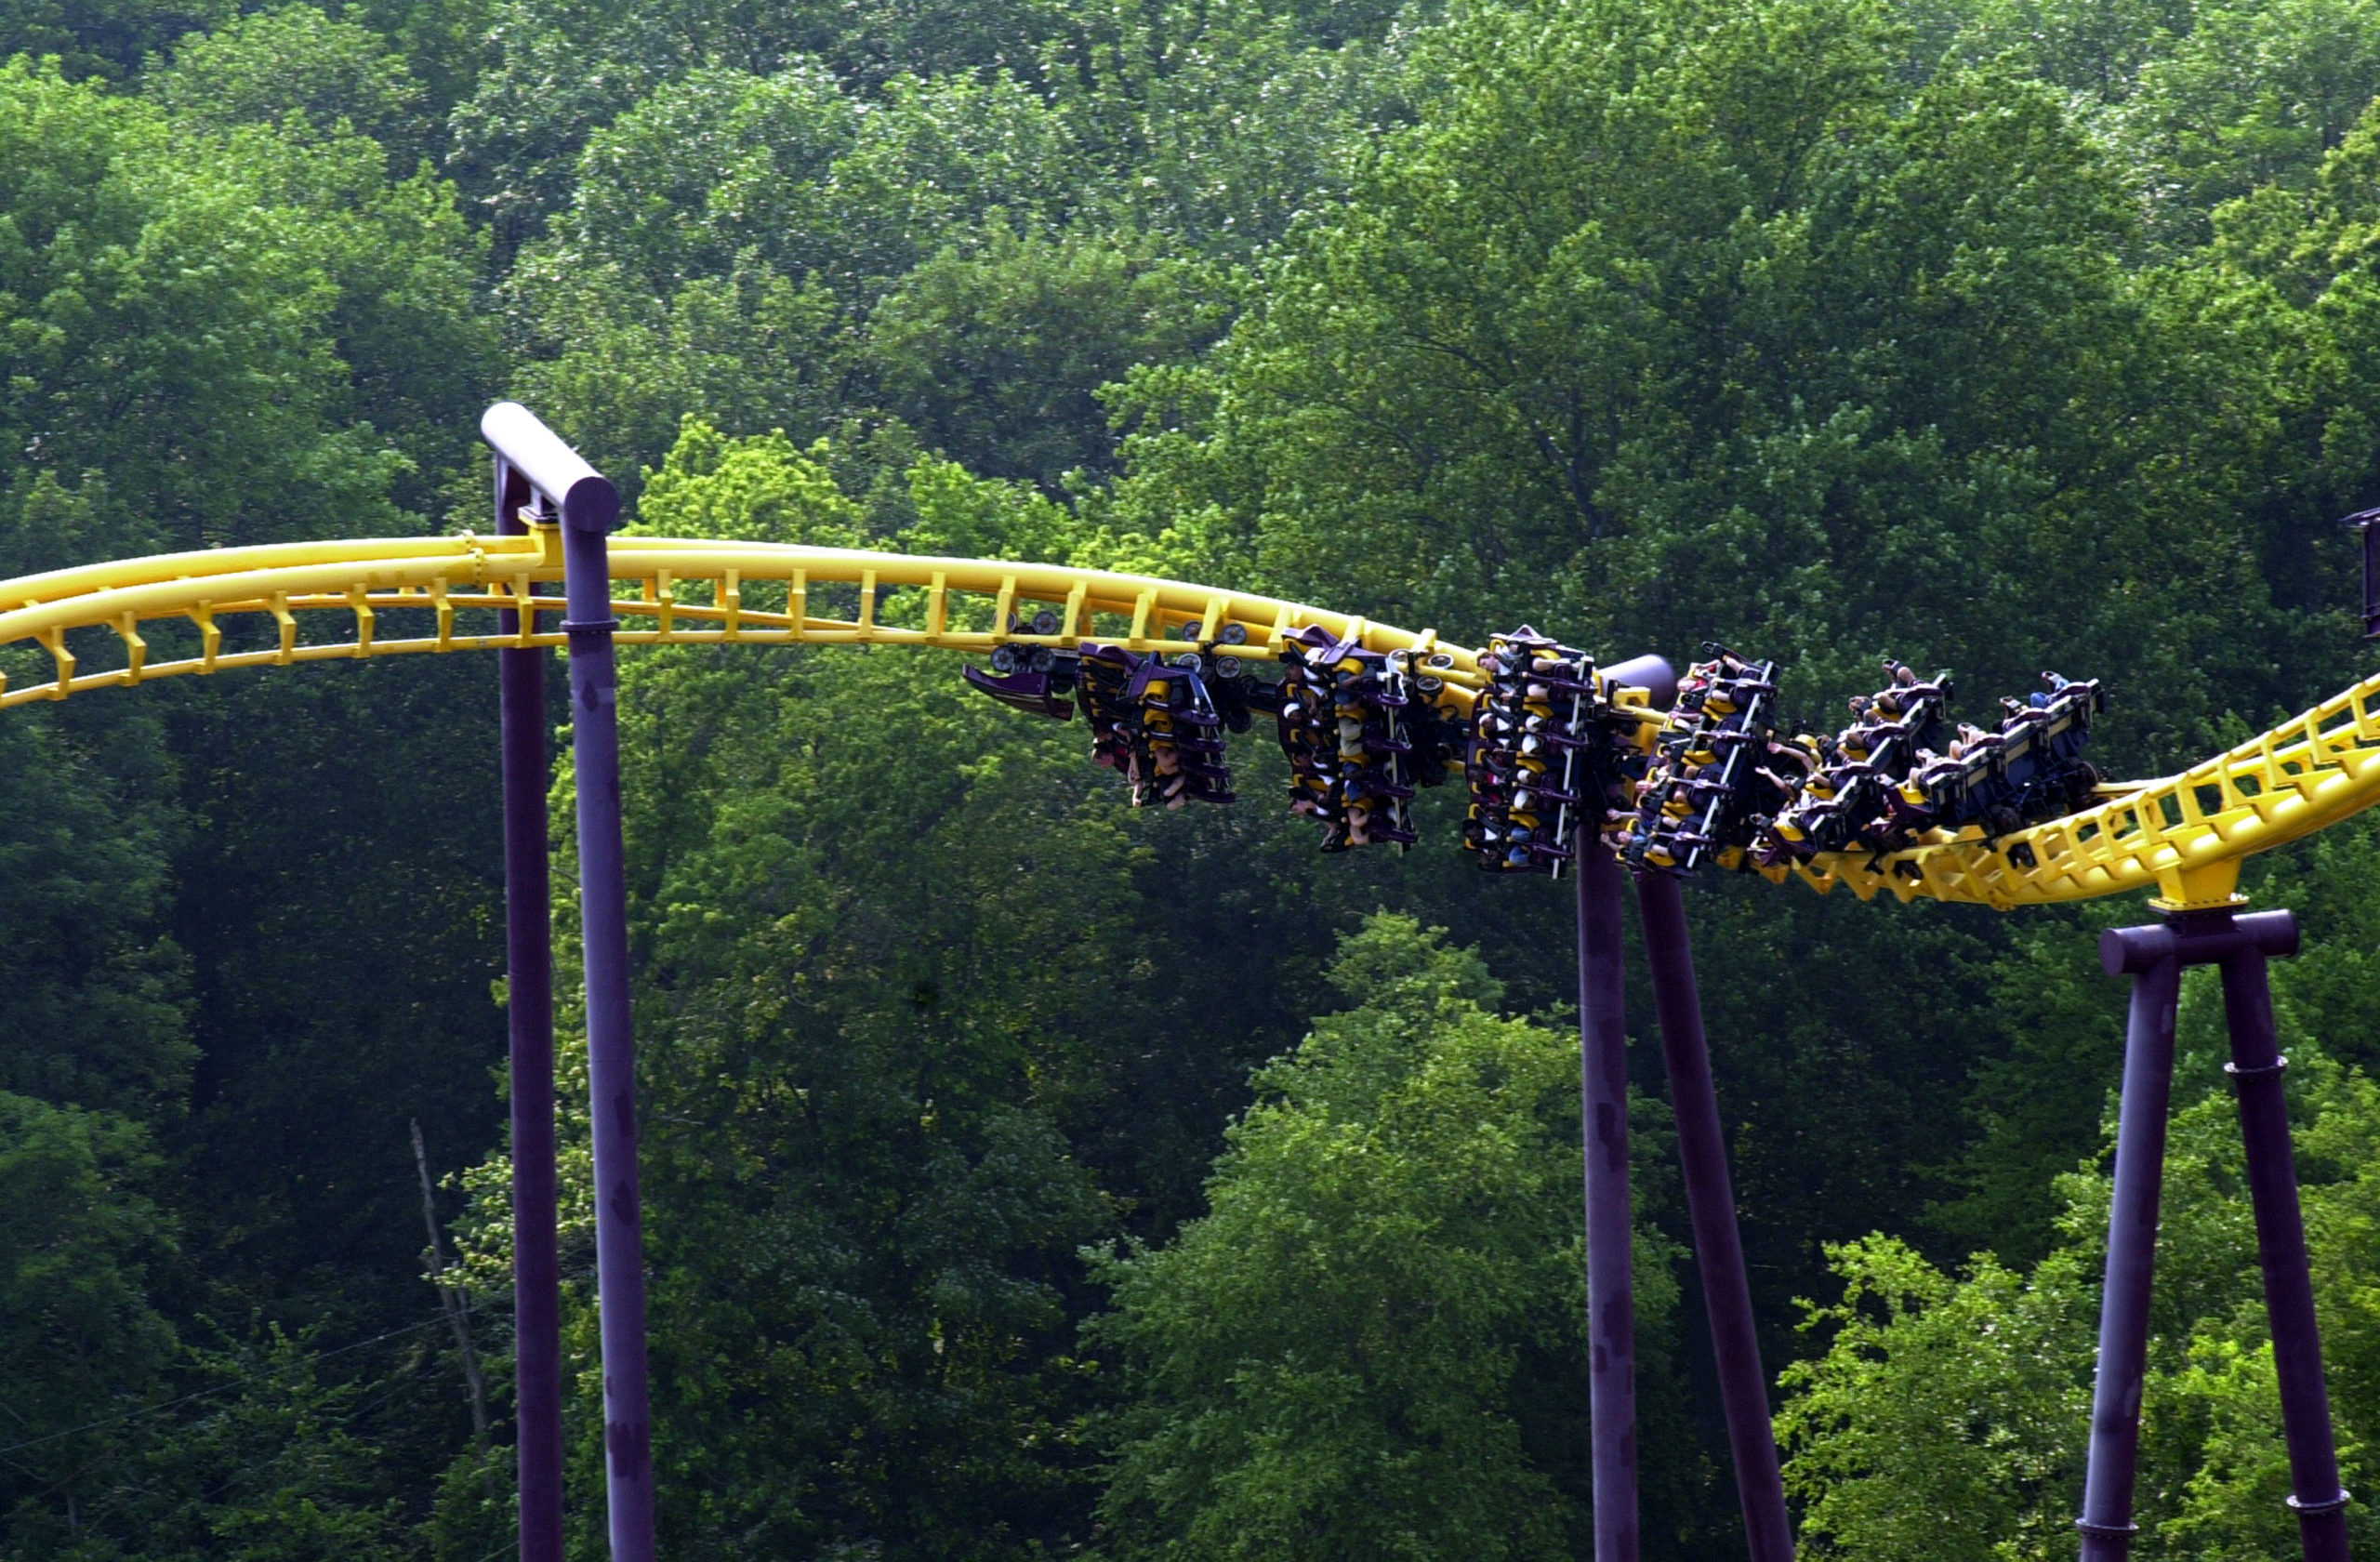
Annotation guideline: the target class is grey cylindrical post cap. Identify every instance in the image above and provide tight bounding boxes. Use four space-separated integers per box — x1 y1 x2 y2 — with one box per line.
481 402 620 533
2101 908 2301 974
1599 654 1678 709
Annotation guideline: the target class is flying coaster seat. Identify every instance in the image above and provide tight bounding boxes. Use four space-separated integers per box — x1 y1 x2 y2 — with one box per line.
1463 629 1639 875
1275 628 1457 850
1755 658 1950 865
1896 671 2105 841
1075 644 1159 801
1621 645 1787 874
1135 651 1236 808
964 612 1275 809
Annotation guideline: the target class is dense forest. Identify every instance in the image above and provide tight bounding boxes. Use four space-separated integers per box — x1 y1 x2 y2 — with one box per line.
3 0 2380 1555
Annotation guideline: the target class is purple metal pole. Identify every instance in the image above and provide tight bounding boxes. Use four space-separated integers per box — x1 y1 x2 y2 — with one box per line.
496 462 565 1562
2218 936 2352 1562
555 472 654 1562
478 404 648 1561
1577 835 1638 1562
1634 871 1792 1562
2077 932 2183 1562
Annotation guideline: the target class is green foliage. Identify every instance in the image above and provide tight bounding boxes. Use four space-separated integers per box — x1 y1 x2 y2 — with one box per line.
0 695 188 1115
0 0 220 80
1778 1237 2098 1560
1108 0 2345 763
147 5 427 155
57 1325 422 1562
867 226 1228 490
1090 915 1615 1560
0 55 491 547
2117 0 2380 240
0 1092 178 1546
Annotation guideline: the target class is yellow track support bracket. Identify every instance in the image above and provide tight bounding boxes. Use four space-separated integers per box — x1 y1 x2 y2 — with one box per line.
2152 860 2246 912
116 611 147 683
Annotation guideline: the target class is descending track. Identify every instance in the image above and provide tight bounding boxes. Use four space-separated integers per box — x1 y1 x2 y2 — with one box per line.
3 527 2376 910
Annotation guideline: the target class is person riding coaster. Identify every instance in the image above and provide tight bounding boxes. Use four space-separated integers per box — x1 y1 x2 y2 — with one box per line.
961 613 1255 808
1755 658 1953 866
1890 671 2106 841
1275 627 1461 852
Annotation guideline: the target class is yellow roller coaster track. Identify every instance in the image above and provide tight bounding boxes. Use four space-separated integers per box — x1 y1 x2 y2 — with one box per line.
2 526 2372 912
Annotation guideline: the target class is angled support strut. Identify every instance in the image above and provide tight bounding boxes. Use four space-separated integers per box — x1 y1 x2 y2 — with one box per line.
1634 872 1794 1562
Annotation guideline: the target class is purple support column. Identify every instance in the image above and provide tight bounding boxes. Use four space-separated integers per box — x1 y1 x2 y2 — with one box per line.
2218 936 2352 1562
496 461 565 1562
1577 835 1638 1562
559 486 656 1562
1634 871 1792 1562
2088 907 2343 1562
2077 931 2183 1562
482 402 651 1562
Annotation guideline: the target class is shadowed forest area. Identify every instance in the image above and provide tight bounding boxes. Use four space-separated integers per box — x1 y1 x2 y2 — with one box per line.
4 0 2380 1555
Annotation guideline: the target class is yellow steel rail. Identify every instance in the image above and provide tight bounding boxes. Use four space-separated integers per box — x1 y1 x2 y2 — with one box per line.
2 529 2373 911
0 528 1486 705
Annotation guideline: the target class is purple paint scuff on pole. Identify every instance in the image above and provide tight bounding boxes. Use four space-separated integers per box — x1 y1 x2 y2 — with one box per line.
1577 834 1638 1562
2218 937 2352 1562
1634 871 1792 1562
496 459 565 1562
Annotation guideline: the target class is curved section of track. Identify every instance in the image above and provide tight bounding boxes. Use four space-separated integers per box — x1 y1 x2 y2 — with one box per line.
2 531 2372 910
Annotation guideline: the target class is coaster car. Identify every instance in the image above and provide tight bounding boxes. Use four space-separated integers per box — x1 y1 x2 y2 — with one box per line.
1894 671 2105 842
967 613 1290 810
1072 642 1240 809
1755 665 2106 869
1620 645 1788 875
1464 629 1648 877
1276 627 1458 852
1755 658 1952 866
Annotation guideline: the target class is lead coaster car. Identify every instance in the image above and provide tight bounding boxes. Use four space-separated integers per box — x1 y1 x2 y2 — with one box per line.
961 612 1266 808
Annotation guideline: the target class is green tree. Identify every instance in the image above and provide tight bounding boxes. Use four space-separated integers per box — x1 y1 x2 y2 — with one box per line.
1106 0 2329 761
0 1092 178 1550
0 0 221 81
1 57 492 546
1090 913 1684 1560
2117 0 2380 244
450 422 1163 1558
866 226 1227 491
147 4 429 159
63 1324 420 1562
